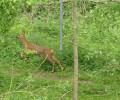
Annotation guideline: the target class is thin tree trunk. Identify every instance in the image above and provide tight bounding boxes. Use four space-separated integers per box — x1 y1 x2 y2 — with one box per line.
81 0 86 16
73 0 78 100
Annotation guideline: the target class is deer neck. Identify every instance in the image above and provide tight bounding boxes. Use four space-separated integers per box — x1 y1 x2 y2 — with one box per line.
21 37 28 47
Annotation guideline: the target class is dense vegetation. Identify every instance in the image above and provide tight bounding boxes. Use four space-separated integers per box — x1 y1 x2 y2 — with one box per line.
0 0 120 99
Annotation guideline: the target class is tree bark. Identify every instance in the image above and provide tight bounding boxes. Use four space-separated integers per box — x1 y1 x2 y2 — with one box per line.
73 0 78 100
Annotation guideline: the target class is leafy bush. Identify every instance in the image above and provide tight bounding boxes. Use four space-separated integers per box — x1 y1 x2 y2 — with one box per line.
0 1 120 74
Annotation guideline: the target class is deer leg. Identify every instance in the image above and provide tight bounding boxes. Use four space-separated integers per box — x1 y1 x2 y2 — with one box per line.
52 61 55 72
46 56 56 72
52 56 63 72
21 53 27 60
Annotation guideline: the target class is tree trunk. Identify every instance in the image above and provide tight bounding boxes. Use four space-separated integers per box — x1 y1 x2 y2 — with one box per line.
73 0 78 100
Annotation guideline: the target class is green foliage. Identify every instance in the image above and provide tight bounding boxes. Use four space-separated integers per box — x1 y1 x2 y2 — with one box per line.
0 72 11 93
0 0 120 72
0 71 73 100
23 50 37 55
1 1 120 99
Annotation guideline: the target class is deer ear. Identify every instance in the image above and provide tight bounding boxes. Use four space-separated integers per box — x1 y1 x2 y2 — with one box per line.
22 30 25 35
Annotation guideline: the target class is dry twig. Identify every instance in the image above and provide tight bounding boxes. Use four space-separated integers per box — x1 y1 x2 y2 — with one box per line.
59 90 73 100
16 55 48 90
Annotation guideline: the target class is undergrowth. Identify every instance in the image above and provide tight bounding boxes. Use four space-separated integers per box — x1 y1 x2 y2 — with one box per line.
0 1 120 99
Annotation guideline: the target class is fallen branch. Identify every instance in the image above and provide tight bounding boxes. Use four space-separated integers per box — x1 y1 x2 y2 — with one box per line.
16 55 48 90
59 90 73 100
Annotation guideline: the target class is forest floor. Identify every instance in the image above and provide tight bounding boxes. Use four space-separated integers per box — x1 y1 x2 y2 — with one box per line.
1 68 91 84
0 65 120 100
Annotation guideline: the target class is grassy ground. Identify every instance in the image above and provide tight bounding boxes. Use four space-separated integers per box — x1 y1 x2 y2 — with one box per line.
0 62 120 100
1 2 120 99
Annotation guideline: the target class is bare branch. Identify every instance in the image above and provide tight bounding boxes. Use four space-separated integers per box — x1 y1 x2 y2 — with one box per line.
59 90 73 100
16 55 48 90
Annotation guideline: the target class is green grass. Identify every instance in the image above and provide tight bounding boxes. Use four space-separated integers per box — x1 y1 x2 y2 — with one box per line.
1 1 120 100
0 63 120 100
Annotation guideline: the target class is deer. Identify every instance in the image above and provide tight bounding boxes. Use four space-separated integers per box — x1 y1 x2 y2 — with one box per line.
17 30 63 72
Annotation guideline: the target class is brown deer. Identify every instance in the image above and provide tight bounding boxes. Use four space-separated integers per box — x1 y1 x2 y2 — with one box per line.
17 30 63 72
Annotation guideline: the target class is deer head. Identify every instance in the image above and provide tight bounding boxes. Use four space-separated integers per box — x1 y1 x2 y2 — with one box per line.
17 30 25 40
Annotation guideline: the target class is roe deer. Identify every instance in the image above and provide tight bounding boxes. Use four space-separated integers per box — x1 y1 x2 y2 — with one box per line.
17 31 63 72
